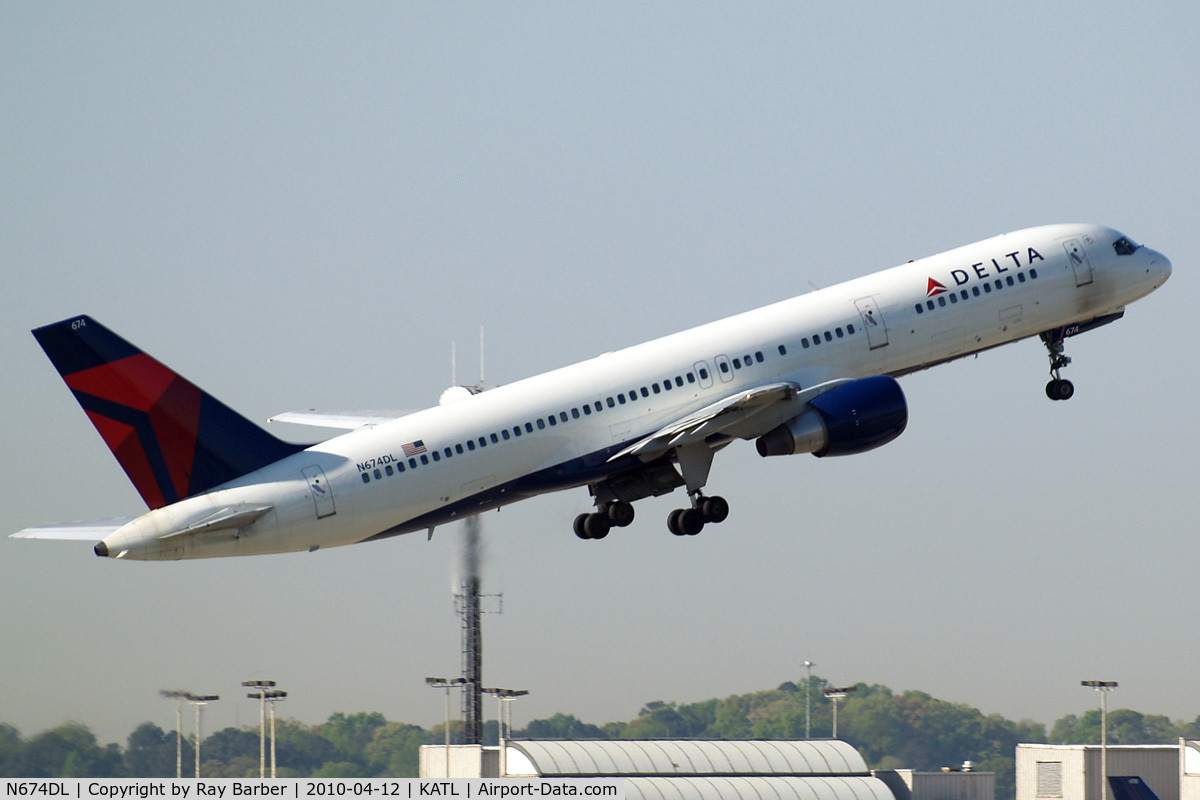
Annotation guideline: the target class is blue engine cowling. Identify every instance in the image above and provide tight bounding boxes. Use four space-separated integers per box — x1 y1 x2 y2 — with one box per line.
755 375 908 458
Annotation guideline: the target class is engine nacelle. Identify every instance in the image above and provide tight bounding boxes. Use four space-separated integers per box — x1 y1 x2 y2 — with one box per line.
756 375 908 458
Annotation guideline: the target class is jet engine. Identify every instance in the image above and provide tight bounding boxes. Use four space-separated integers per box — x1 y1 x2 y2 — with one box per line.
755 375 907 458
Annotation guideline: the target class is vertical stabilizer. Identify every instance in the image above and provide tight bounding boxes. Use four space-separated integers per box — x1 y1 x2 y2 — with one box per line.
32 316 305 509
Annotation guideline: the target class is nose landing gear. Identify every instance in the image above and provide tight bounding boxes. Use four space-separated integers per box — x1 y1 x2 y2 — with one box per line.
1041 331 1075 401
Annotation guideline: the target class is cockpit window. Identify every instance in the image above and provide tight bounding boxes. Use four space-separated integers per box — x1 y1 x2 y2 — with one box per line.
1113 236 1141 256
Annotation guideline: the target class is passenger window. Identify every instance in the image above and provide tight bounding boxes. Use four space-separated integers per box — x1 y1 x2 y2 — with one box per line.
361 473 370 484
409 458 418 469
444 448 452 458
687 373 695 383
994 279 1003 290
1018 272 1026 283
455 444 464 454
572 408 580 419
524 423 533 433
618 395 626 404
548 416 556 427
397 463 405 472
972 286 980 296
755 352 764 363
490 433 499 444
836 327 844 337
700 368 710 380
960 290 968 300
949 294 957 304
385 465 393 476
467 440 475 451
595 401 603 412
583 405 591 415
778 345 787 355
663 380 672 391
607 397 615 407
984 283 992 293
420 455 429 465
676 376 684 386
432 452 441 462
802 337 810 348
652 384 660 394
1006 275 1015 286
937 296 946 307
927 300 935 310
719 362 729 373
915 304 924 314
1030 268 1038 279
845 327 853 336
732 358 741 369
824 331 833 342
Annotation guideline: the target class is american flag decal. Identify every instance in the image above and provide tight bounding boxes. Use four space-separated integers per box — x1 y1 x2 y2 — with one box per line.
402 440 427 457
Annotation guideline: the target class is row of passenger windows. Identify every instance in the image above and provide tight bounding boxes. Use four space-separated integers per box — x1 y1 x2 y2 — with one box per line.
360 349 774 484
800 322 857 349
913 269 1039 315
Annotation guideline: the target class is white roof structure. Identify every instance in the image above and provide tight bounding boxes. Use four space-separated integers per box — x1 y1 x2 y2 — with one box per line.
506 739 869 776
625 776 896 800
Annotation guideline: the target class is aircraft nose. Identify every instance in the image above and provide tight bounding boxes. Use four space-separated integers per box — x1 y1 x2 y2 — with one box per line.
1147 248 1172 286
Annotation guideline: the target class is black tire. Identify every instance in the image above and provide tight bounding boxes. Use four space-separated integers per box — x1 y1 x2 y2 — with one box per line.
584 513 611 540
574 513 591 540
1057 379 1074 400
701 496 729 524
679 508 705 536
667 508 685 536
1046 380 1059 400
607 501 635 527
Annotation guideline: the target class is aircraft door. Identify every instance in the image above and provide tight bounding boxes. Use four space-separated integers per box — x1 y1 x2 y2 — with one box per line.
854 297 889 349
301 465 336 519
694 361 714 389
1063 238 1094 287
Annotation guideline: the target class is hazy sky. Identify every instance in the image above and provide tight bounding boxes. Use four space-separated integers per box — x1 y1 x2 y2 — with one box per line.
2 3 1196 746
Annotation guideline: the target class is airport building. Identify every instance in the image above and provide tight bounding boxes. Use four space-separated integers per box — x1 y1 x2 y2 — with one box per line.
1015 742 1200 800
420 739 994 800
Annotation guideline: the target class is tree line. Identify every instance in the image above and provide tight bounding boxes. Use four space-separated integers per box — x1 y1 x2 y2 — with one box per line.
4 677 1198 800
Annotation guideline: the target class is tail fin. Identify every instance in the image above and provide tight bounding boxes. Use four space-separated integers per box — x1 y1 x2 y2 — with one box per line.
1109 778 1162 800
32 315 306 509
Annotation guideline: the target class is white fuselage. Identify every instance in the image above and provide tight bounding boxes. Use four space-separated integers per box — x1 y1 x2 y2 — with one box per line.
101 224 1170 559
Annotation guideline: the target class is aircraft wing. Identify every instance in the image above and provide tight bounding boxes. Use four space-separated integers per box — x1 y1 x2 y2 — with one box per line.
611 378 852 463
10 518 133 541
267 410 402 430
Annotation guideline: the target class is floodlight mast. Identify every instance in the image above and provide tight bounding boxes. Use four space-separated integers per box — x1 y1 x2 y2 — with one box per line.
159 690 189 779
427 677 467 778
802 660 815 738
187 695 219 778
483 688 528 777
262 690 286 778
243 681 277 779
1082 681 1118 800
822 686 857 738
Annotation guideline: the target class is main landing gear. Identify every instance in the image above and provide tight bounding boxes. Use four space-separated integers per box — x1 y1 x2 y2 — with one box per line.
573 501 635 540
666 493 729 536
1041 331 1075 401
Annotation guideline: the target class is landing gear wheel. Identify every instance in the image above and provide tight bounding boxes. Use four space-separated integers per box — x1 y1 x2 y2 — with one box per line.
574 513 591 540
1045 378 1075 401
701 495 729 524
583 513 611 540
679 508 705 536
667 508 686 536
607 501 635 528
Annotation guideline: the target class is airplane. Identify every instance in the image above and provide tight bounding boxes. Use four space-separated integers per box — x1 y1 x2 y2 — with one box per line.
11 223 1170 560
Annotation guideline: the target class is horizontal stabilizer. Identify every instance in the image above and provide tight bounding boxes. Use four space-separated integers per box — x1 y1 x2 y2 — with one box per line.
267 410 405 430
11 518 133 541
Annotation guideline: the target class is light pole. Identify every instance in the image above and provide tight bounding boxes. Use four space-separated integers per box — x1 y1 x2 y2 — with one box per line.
1082 680 1118 800
263 690 287 778
187 694 219 778
803 660 815 738
822 686 857 739
243 680 277 779
427 677 466 778
159 690 189 779
483 688 528 776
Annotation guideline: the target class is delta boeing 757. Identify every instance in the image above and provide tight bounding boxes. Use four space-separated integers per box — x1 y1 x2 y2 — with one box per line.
12 224 1170 559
